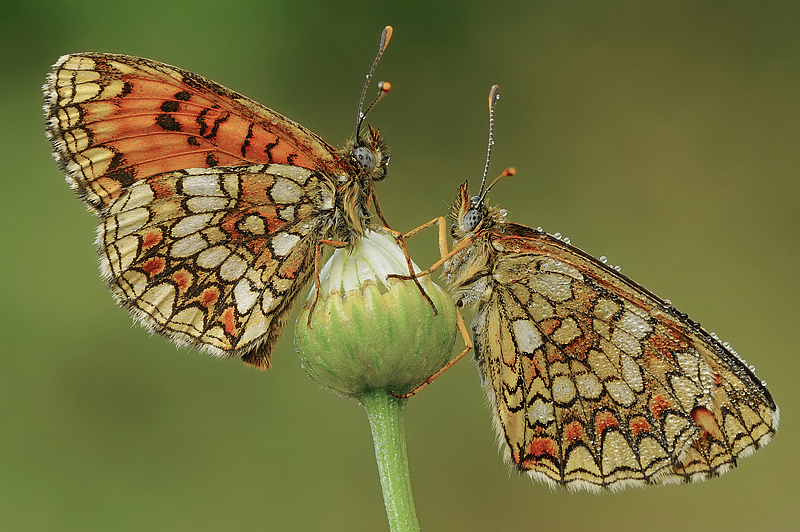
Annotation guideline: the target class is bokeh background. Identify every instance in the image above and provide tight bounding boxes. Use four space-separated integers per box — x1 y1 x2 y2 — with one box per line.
2 1 798 530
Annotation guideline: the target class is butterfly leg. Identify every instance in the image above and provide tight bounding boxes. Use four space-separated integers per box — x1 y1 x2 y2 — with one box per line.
403 216 450 257
391 215 452 308
385 216 449 284
391 311 473 398
381 226 439 314
371 188 393 230
387 218 476 280
307 239 349 327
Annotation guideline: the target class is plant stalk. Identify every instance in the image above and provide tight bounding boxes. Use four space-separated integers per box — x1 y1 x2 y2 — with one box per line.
361 389 420 532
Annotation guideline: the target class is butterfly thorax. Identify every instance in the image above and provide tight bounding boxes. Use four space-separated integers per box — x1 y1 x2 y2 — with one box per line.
443 236 494 308
329 125 390 241
443 181 509 307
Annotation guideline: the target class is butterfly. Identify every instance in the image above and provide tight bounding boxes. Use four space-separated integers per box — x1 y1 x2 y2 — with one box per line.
43 27 402 369
403 85 779 491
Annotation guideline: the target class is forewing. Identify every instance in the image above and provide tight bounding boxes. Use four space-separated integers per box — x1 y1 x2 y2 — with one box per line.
44 53 346 212
99 164 331 368
473 224 778 491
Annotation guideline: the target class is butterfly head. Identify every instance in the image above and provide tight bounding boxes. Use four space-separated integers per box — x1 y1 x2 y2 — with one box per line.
451 166 516 239
351 124 391 182
451 181 490 238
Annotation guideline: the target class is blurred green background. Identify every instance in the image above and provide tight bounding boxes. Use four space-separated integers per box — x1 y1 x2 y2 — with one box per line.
2 1 798 530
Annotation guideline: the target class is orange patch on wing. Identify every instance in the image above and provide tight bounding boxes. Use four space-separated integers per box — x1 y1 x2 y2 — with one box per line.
521 355 538 387
253 247 274 270
243 204 285 233
649 395 671 419
219 307 236 335
221 211 244 240
172 269 192 292
244 235 270 256
538 318 561 336
142 229 163 249
595 411 619 436
279 254 304 279
149 178 177 200
240 174 274 204
691 406 724 440
630 416 651 437
563 334 591 359
201 287 220 307
142 256 166 275
521 438 556 467
565 421 584 443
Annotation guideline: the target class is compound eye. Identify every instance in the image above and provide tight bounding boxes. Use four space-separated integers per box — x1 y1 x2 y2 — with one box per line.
463 209 483 231
352 146 377 172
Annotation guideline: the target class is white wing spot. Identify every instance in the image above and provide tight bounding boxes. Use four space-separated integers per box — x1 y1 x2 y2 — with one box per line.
513 320 543 353
183 174 222 196
196 245 230 269
234 279 258 314
172 213 213 238
552 375 577 405
186 196 229 213
618 310 652 339
531 273 573 302
171 233 207 258
270 178 303 204
220 254 247 281
240 215 266 235
271 232 300 257
528 399 555 424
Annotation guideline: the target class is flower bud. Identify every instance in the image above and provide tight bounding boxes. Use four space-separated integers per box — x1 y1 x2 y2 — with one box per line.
295 230 458 398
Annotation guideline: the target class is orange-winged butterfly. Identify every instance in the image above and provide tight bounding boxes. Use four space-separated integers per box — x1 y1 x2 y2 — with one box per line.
44 27 407 369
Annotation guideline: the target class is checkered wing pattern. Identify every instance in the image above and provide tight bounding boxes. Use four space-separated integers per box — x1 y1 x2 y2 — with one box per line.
445 183 778 491
44 51 390 368
100 164 330 368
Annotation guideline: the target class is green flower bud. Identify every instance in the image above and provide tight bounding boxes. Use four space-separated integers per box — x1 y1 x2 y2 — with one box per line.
295 230 458 399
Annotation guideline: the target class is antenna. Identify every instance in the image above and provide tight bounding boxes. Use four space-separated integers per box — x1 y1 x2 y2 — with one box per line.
360 81 392 125
481 167 516 201
476 84 501 199
355 26 393 138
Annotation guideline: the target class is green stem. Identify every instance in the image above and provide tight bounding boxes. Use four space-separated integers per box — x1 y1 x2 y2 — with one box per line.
361 389 420 532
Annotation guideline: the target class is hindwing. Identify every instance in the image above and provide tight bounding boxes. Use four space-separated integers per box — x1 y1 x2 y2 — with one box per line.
99 164 331 367
468 224 778 490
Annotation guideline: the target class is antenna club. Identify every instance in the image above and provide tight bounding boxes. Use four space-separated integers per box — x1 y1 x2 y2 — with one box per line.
381 26 393 49
378 81 392 94
489 85 501 108
505 167 516 177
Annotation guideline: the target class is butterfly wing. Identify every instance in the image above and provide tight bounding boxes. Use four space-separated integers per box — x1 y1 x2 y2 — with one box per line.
99 163 332 368
472 223 778 491
44 53 347 212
